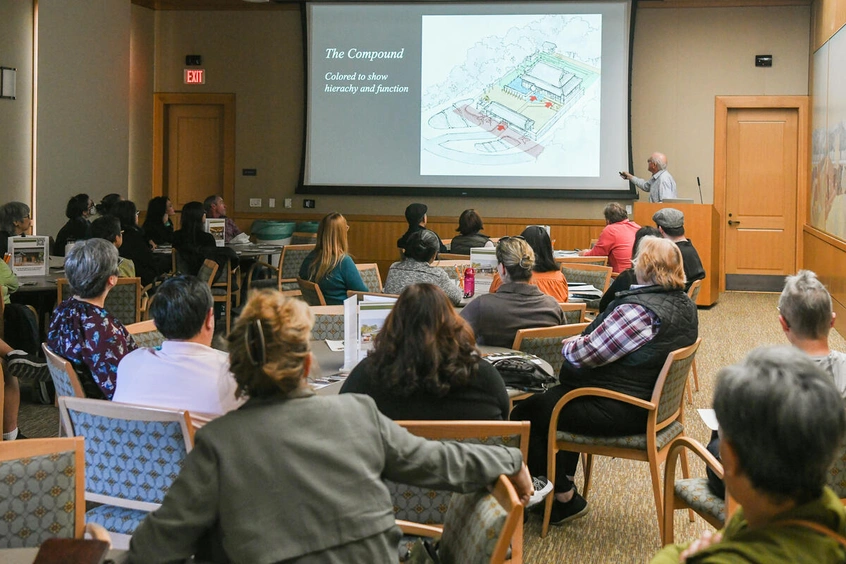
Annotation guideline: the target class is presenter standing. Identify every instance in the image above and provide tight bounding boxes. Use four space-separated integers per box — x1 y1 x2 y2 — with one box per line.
621 152 677 203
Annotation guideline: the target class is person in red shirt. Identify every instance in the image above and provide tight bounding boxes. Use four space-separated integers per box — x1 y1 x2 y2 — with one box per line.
579 202 641 273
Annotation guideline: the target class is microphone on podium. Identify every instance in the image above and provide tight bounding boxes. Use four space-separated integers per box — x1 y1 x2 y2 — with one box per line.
697 177 704 204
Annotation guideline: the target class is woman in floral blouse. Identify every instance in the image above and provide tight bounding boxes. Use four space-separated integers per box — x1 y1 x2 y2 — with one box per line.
47 238 137 399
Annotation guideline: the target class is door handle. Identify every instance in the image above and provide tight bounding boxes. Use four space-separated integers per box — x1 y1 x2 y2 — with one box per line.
728 220 741 226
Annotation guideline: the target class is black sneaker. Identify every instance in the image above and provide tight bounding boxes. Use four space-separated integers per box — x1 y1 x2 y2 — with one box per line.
549 492 590 526
6 350 51 382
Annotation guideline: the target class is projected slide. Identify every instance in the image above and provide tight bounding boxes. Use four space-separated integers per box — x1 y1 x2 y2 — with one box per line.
420 15 601 177
303 2 631 197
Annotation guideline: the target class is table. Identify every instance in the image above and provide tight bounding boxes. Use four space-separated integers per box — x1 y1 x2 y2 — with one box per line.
309 340 552 399
0 547 127 563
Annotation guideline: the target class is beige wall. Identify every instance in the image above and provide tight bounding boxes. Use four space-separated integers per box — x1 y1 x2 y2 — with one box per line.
632 6 810 205
0 1 33 211
36 0 132 238
129 5 155 206
144 5 810 222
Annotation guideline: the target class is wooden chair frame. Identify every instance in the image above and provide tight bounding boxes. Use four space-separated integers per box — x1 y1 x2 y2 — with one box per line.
662 436 738 546
42 344 85 400
198 258 239 334
511 322 589 351
685 280 703 403
345 290 400 301
555 255 608 266
541 338 702 538
0 437 86 542
245 243 315 293
397 474 523 564
58 276 143 326
438 253 471 260
126 319 157 334
558 302 587 323
558 262 613 290
298 277 327 306
394 420 529 563
355 263 384 293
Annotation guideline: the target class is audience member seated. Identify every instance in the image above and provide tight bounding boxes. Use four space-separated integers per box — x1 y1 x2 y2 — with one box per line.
341 283 509 420
95 193 123 216
173 201 238 277
142 196 175 246
298 212 368 305
47 238 137 399
705 269 846 499
461 236 565 347
53 193 93 256
203 194 242 243
114 275 243 418
127 290 531 563
653 208 705 288
511 236 697 526
489 225 569 302
397 202 447 254
0 201 32 255
450 209 492 255
598 226 662 313
91 215 135 278
114 200 169 286
0 252 18 303
652 346 846 564
579 202 641 274
383 230 463 306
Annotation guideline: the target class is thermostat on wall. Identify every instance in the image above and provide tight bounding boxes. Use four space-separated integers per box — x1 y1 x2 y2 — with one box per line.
755 55 772 67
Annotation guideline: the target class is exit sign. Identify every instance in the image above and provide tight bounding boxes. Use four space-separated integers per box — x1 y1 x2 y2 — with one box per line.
184 69 205 85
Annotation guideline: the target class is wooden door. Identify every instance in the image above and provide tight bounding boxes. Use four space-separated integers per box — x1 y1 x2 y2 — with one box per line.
153 93 235 219
724 107 798 290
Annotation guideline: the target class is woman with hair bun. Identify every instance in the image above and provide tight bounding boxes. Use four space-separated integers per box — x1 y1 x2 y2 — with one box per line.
460 236 565 347
128 289 532 563
489 225 569 302
383 229 463 305
341 283 509 420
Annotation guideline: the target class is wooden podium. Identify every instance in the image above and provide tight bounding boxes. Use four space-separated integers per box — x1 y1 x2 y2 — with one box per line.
633 203 721 306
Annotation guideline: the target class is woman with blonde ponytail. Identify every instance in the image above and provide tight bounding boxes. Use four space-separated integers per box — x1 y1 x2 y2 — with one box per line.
460 236 565 347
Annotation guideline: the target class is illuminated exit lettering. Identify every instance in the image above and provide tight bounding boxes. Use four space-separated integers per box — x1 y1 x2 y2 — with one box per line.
184 69 206 85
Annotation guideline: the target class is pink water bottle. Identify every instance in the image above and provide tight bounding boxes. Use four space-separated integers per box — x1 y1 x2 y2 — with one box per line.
463 267 475 298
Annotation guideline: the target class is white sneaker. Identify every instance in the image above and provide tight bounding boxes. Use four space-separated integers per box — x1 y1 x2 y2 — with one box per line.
527 476 554 508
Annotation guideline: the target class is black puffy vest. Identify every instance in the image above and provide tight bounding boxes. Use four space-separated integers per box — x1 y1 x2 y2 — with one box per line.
558 285 698 401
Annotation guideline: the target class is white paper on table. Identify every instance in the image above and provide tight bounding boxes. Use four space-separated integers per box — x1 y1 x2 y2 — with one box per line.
343 295 358 372
326 340 344 352
697 409 719 431
362 295 397 303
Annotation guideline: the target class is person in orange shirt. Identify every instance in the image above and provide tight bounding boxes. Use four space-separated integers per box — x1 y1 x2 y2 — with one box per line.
488 225 568 302
579 202 641 274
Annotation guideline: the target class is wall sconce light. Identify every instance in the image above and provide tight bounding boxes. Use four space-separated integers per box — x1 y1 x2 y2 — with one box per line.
0 67 16 100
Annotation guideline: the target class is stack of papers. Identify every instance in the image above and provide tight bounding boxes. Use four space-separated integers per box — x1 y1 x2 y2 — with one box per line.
567 282 602 300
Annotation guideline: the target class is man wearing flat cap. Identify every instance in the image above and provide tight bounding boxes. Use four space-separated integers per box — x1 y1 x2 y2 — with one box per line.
653 208 705 289
397 203 447 254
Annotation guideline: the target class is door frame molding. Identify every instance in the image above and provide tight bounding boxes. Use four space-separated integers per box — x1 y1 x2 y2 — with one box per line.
714 95 809 291
152 93 236 212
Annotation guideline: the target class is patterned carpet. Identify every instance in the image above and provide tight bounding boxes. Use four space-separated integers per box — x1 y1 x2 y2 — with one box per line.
18 291 846 562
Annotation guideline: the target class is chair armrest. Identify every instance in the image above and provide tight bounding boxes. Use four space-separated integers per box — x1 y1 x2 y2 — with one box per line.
246 260 278 288
396 520 443 538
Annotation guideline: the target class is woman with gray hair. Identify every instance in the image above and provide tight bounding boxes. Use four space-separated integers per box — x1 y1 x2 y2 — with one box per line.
0 201 33 255
383 229 463 305
460 236 565 347
46 238 137 399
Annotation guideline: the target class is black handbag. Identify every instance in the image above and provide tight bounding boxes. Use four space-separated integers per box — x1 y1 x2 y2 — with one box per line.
490 355 557 392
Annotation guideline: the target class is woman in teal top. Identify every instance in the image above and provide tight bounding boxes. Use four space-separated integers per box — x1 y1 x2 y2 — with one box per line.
299 212 368 304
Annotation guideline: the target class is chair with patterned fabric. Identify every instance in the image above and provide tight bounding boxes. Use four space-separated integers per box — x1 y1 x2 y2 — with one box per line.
57 397 194 549
662 436 739 545
0 437 112 548
297 278 327 306
401 474 523 564
126 320 165 349
58 277 143 326
310 305 345 341
558 302 587 324
826 439 846 501
390 421 530 564
245 244 315 294
197 258 239 334
355 263 383 293
42 344 85 401
559 263 613 314
512 323 589 376
541 338 702 539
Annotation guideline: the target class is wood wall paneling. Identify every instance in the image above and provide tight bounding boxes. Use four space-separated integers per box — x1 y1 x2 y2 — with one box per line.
803 226 846 334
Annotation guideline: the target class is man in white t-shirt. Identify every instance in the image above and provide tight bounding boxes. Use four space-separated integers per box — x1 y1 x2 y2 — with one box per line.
778 270 846 396
114 275 243 419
